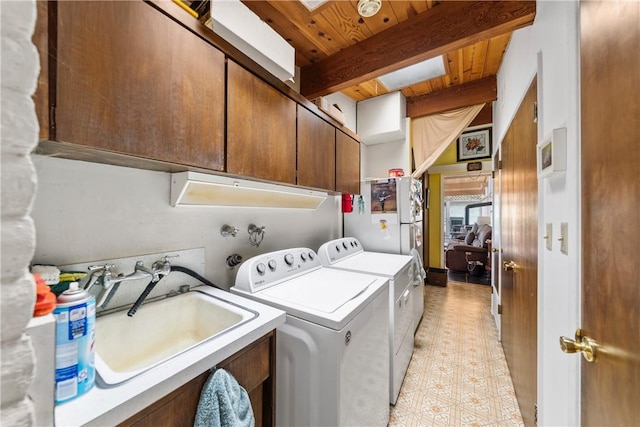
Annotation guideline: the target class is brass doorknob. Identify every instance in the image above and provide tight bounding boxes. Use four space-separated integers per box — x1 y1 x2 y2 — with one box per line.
559 328 597 362
492 247 499 253
502 260 517 272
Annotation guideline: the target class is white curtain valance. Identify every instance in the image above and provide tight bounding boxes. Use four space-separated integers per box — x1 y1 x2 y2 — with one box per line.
411 104 485 178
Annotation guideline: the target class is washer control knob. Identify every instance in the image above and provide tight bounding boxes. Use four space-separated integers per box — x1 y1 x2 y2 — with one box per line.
335 245 341 253
268 260 277 271
256 263 266 275
300 252 308 262
308 251 315 260
284 254 294 266
342 242 348 250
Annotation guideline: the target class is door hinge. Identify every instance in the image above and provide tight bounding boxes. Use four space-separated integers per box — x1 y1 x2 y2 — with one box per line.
533 101 538 123
498 160 503 170
497 304 502 315
534 403 538 425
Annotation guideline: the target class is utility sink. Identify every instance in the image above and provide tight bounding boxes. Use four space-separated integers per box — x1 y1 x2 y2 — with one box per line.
94 290 257 386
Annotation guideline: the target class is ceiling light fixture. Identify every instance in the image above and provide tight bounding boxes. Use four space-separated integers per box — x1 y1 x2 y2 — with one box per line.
357 0 382 17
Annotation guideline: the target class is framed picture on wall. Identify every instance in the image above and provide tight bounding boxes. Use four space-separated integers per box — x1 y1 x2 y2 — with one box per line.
457 128 492 162
537 127 567 178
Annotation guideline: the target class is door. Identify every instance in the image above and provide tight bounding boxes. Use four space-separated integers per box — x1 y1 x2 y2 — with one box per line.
500 78 538 426
491 149 502 336
567 1 640 424
227 60 297 185
297 106 336 191
55 1 226 170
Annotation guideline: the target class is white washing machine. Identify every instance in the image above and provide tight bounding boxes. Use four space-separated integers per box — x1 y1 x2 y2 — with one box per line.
318 237 420 405
231 247 389 427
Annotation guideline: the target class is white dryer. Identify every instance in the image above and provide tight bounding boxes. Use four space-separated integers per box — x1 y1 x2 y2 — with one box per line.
318 237 420 405
231 247 389 427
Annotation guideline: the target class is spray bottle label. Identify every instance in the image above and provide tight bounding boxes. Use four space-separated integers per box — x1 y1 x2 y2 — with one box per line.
54 300 95 404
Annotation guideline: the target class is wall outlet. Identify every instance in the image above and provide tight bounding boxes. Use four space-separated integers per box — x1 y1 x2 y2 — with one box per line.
560 222 568 254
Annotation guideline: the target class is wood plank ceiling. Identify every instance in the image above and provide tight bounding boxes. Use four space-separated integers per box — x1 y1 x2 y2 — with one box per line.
240 0 536 118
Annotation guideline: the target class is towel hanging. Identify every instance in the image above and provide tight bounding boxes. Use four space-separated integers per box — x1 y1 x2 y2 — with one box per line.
410 248 426 284
194 368 255 427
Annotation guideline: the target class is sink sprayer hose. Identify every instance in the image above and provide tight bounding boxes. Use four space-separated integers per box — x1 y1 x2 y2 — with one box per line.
170 265 225 291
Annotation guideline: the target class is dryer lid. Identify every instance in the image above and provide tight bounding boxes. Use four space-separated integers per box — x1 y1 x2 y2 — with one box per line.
332 251 411 279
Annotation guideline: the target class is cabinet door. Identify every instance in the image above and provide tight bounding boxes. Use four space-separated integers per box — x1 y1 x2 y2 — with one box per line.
227 61 297 185
297 106 336 190
335 130 360 194
55 1 225 170
119 331 275 427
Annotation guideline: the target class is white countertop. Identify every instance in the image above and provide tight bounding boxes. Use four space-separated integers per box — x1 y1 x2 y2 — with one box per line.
54 286 286 427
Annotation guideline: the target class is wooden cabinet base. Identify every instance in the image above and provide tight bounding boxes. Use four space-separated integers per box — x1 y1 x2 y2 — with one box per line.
119 331 276 427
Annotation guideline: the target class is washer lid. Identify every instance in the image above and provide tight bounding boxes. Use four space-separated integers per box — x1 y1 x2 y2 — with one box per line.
262 268 376 313
254 268 388 330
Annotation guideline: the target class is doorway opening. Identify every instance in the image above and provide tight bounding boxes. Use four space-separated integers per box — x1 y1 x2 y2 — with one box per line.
442 173 493 250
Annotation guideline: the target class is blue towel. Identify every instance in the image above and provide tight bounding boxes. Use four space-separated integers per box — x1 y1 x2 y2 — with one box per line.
194 369 255 427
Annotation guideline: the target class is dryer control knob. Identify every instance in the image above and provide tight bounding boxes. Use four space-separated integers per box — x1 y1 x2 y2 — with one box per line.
284 254 294 266
300 252 308 262
335 245 341 252
342 242 348 250
256 263 267 275
268 260 277 271
308 251 315 260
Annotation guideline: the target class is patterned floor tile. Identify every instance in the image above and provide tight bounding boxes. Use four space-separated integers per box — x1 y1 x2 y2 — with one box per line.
390 280 523 426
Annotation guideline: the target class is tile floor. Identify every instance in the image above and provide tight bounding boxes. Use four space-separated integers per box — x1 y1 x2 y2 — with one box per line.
389 280 524 426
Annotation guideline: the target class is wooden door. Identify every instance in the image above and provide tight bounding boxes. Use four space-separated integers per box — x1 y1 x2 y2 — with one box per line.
577 1 640 425
491 148 502 335
227 60 297 184
55 1 225 170
297 106 336 190
500 78 538 426
335 130 360 195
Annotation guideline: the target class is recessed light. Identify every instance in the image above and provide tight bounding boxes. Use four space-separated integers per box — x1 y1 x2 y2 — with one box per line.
357 0 382 17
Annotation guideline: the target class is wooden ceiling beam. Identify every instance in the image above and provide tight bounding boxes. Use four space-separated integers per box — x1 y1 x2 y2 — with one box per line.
300 1 535 99
406 76 497 118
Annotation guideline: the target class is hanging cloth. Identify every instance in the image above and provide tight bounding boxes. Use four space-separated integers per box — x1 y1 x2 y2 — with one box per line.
411 104 485 178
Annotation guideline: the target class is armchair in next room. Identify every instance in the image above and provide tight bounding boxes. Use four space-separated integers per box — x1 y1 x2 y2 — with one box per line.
445 223 492 275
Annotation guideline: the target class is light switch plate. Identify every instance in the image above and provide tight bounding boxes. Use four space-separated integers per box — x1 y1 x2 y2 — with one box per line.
545 223 553 251
560 222 568 254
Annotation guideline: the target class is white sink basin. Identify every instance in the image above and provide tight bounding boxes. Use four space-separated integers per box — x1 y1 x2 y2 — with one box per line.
94 290 257 385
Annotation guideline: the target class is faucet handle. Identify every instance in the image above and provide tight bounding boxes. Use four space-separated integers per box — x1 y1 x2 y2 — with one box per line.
221 224 239 238
88 264 115 272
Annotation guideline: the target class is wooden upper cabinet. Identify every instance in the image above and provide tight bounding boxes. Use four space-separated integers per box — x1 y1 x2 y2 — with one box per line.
227 61 297 185
54 1 225 171
335 130 361 194
297 106 336 191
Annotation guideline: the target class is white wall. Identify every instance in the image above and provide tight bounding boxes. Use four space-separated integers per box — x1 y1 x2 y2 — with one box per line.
31 156 342 291
361 118 412 180
494 1 580 425
1 1 38 425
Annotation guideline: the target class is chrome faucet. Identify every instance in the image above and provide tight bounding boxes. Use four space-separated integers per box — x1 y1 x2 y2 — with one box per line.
85 261 155 309
127 257 174 317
